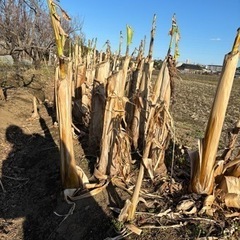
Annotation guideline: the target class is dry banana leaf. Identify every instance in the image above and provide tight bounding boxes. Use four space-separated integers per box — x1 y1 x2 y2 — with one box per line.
118 199 132 222
199 195 215 216
223 158 240 177
225 193 240 208
125 224 142 236
219 176 240 194
176 199 197 215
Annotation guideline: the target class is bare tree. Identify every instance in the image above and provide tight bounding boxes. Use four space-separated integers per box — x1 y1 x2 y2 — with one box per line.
0 0 84 67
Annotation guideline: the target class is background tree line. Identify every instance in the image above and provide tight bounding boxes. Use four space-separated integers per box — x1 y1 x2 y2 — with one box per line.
0 0 84 68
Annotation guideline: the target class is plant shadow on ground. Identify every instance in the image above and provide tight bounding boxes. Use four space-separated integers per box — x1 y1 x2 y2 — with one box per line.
0 115 115 240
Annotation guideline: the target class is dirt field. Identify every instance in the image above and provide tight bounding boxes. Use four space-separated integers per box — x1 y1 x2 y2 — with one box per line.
0 68 240 240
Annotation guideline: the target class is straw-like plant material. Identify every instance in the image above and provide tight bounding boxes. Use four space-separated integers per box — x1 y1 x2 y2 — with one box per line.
77 63 96 127
97 57 131 176
142 58 172 178
129 58 145 149
225 162 240 177
124 57 173 222
199 195 215 216
125 224 142 236
95 60 111 81
109 130 132 180
57 62 84 188
89 60 110 151
88 79 106 151
77 74 92 128
47 0 88 189
72 64 89 127
176 199 197 215
224 193 240 208
218 176 240 208
148 104 171 176
126 42 145 142
222 158 240 177
128 16 156 150
120 17 175 221
219 176 240 194
220 120 240 161
118 199 132 222
138 60 154 148
74 64 86 99
30 96 40 119
86 68 96 85
72 41 80 98
189 29 240 195
147 14 156 61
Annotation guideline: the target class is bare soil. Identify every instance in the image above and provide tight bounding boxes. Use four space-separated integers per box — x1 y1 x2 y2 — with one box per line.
0 69 240 240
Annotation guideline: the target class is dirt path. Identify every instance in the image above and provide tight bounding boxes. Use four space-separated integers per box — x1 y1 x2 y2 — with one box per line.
0 88 115 240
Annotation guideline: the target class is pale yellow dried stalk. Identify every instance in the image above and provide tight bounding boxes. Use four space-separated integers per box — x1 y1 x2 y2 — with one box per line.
97 57 130 176
89 60 110 151
190 29 240 195
74 64 86 99
47 0 87 189
130 58 145 149
57 62 83 188
31 96 40 119
127 58 171 221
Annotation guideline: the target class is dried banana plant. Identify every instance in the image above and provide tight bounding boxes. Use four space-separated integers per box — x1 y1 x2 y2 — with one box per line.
146 57 173 178
119 15 175 222
47 0 88 190
111 31 123 72
130 15 156 150
89 60 111 152
73 39 84 100
128 59 144 144
126 40 144 141
72 42 88 126
126 57 172 221
212 119 240 209
220 120 240 162
97 56 131 178
93 26 134 178
189 28 240 195
79 40 97 128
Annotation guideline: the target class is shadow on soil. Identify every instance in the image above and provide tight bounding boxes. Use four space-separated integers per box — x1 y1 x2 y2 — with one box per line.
0 117 115 240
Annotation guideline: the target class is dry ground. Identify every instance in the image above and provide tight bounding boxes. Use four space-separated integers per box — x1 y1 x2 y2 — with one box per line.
0 68 240 240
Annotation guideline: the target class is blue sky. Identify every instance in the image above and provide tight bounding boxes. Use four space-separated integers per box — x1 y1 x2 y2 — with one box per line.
60 0 240 66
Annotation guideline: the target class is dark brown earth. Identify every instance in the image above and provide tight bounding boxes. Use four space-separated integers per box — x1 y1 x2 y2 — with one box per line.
0 68 240 240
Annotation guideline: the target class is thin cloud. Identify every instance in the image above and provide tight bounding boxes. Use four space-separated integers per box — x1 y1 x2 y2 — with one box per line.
210 38 221 41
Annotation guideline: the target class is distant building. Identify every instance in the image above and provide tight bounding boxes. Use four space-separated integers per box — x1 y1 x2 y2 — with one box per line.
206 64 222 73
177 63 204 74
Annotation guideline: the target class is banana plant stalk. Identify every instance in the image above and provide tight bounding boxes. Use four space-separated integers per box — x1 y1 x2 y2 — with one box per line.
148 14 156 61
47 0 83 189
127 15 159 221
190 28 240 194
